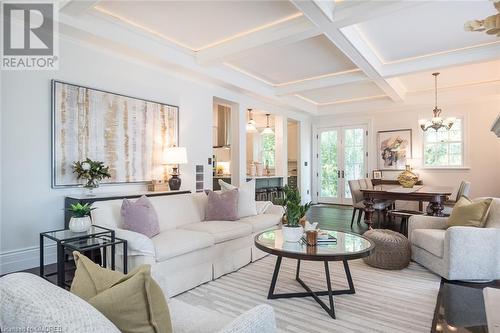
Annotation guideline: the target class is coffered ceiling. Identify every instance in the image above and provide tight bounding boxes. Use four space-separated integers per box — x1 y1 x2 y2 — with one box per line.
59 0 500 115
356 1 498 63
227 35 357 85
95 0 301 51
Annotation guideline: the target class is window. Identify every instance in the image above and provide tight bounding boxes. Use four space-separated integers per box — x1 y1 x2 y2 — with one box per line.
261 133 275 168
423 118 463 167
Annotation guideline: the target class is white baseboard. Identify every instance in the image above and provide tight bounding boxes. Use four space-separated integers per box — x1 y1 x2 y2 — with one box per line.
0 245 57 275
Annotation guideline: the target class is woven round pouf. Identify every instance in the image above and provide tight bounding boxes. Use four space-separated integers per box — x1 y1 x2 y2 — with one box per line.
362 229 410 270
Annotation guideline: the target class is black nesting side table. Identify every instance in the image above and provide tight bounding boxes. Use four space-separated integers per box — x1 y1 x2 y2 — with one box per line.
40 225 127 288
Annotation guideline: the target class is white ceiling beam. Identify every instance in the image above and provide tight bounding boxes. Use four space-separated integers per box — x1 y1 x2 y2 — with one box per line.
381 42 500 78
275 70 367 96
291 0 407 102
313 0 335 22
60 0 100 16
196 16 320 65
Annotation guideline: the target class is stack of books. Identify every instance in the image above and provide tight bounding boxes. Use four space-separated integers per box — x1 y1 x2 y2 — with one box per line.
301 231 337 245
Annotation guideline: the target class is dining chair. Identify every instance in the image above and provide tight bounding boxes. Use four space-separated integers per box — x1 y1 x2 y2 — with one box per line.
348 179 393 229
443 181 471 214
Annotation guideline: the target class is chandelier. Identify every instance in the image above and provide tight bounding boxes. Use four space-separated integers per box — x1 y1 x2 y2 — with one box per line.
464 0 500 37
419 73 455 132
246 108 257 133
261 113 274 135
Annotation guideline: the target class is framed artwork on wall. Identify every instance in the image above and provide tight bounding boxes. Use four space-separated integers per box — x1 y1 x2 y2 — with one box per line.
51 80 179 188
377 129 412 170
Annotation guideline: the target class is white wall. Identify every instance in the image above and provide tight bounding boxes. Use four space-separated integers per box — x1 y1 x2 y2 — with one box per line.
0 37 312 273
312 98 500 203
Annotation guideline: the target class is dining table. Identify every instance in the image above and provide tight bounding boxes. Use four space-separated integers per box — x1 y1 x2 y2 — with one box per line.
360 185 453 229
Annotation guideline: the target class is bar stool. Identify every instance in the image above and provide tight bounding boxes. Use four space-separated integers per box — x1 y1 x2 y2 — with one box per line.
255 188 268 201
276 186 284 202
267 187 279 204
388 210 424 237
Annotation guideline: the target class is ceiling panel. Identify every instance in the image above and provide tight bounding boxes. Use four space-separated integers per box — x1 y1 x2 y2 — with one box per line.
228 35 357 84
356 1 499 62
299 81 384 104
95 1 299 50
399 60 500 91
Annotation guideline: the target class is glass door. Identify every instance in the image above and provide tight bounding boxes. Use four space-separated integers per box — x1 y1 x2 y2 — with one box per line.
342 126 367 204
318 128 341 204
317 125 367 205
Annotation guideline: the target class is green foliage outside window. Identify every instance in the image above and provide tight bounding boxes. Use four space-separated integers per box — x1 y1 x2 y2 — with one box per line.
320 131 338 197
424 119 463 167
262 133 275 168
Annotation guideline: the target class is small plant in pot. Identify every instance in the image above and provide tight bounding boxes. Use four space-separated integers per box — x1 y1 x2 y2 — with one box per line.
278 186 312 242
67 203 95 233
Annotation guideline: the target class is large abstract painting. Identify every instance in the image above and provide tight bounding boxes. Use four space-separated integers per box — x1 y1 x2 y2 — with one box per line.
377 129 412 170
52 80 178 188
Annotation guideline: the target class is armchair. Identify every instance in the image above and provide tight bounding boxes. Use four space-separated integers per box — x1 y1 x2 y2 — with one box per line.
408 198 500 281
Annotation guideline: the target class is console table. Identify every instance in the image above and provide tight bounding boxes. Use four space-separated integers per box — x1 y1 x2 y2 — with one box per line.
64 190 190 228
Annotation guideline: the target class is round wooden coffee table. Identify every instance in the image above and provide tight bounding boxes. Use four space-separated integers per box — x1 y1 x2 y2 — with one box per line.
255 229 374 319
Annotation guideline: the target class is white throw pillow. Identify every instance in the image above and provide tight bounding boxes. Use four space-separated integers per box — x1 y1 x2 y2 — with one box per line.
219 179 257 218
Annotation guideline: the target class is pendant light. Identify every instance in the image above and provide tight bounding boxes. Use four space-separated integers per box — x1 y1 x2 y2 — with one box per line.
261 113 274 135
418 73 455 131
246 108 257 133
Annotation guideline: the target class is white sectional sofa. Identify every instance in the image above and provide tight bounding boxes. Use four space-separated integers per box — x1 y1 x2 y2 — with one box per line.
91 192 283 297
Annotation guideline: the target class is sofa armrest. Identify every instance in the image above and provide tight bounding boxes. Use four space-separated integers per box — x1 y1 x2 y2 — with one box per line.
218 304 276 333
408 215 447 243
112 228 155 257
446 227 500 279
264 204 284 216
0 273 120 333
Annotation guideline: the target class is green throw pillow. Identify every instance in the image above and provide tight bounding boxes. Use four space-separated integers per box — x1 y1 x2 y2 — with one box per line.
447 196 492 228
70 251 172 333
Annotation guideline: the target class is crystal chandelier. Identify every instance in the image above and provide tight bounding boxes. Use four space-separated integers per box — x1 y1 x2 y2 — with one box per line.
419 73 455 132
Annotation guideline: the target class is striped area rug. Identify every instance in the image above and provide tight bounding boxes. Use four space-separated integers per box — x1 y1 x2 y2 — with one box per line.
175 256 440 333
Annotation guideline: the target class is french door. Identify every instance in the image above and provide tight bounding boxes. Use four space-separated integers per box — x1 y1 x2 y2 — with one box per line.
317 125 367 204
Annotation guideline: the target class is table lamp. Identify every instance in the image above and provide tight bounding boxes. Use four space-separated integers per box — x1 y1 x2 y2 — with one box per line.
163 146 187 190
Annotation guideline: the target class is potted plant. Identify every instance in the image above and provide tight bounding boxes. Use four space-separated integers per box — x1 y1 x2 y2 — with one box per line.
278 186 312 242
67 203 95 232
72 158 111 196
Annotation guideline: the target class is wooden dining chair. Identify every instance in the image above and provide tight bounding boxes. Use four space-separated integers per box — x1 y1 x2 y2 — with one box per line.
348 179 393 229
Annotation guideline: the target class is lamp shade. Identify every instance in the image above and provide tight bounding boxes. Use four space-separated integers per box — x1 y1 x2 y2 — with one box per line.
163 147 187 165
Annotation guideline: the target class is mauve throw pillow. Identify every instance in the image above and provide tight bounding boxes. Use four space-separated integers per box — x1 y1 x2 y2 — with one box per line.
205 189 239 221
121 196 160 238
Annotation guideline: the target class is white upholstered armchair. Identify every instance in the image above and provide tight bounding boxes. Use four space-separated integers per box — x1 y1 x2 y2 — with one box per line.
408 198 500 282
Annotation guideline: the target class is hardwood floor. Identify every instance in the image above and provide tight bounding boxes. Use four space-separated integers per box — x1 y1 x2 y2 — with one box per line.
307 203 381 234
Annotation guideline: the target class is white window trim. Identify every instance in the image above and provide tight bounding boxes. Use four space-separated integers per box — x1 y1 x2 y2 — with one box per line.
421 114 470 170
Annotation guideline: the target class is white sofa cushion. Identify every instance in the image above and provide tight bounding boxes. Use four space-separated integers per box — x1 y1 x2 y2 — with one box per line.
180 221 252 244
219 179 257 218
152 229 215 262
412 229 446 258
239 214 281 233
149 193 207 231
92 199 123 229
